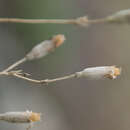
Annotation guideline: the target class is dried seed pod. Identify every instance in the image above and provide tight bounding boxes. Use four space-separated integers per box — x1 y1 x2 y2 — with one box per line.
0 111 41 123
106 9 130 24
26 34 65 60
76 66 121 80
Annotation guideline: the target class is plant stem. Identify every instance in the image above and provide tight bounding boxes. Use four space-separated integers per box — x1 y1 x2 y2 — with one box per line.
0 17 106 25
3 57 27 72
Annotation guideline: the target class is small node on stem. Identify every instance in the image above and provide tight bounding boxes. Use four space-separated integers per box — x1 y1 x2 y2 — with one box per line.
75 16 89 27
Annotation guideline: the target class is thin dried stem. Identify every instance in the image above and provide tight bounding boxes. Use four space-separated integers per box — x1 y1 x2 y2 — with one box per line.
3 57 27 72
0 17 106 26
88 18 107 24
0 18 76 24
11 72 77 84
0 70 77 84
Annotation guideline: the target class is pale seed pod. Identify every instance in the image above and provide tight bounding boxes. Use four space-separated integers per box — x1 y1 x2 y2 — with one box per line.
106 9 130 24
76 66 121 80
0 111 41 123
26 34 65 60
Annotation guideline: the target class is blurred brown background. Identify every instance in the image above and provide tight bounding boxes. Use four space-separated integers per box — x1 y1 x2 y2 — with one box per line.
0 0 129 130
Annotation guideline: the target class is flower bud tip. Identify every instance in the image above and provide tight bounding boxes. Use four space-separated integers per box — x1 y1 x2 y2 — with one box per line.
52 34 66 47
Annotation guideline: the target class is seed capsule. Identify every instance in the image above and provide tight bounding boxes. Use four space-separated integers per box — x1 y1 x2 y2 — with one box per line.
0 111 41 123
76 66 121 80
26 34 65 60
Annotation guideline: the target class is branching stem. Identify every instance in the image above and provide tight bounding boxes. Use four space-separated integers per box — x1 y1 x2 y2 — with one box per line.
0 70 77 85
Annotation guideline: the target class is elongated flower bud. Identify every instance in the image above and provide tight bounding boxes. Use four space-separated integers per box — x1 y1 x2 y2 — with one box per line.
26 34 65 60
0 111 41 123
106 9 130 24
76 66 121 79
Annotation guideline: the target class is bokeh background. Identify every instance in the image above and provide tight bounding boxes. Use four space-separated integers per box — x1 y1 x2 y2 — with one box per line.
0 0 129 130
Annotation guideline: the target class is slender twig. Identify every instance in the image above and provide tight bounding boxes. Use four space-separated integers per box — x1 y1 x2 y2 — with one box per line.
2 71 77 84
2 57 27 72
13 73 76 84
0 17 106 25
0 18 78 24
